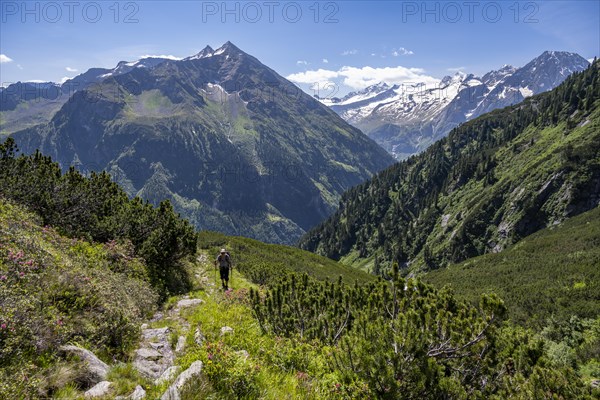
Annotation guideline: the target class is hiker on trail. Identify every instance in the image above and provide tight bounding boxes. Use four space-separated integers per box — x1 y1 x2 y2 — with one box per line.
215 248 232 290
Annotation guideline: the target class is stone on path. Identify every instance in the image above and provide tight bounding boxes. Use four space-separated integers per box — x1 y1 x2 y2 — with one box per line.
160 361 203 400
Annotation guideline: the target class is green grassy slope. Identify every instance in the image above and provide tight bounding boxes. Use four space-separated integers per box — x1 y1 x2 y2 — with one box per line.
198 231 376 286
425 206 600 327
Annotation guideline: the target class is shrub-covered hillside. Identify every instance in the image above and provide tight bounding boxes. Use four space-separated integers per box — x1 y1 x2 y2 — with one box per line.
425 205 600 327
0 199 158 397
0 137 198 298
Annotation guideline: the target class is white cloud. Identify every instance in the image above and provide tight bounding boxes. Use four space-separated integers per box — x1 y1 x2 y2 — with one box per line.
339 66 438 89
341 49 358 56
322 58 329 64
296 60 308 65
447 66 466 72
65 67 78 72
392 47 414 56
17 64 23 70
139 54 182 60
25 80 46 83
286 69 339 85
0 54 14 63
287 65 440 90
60 77 73 84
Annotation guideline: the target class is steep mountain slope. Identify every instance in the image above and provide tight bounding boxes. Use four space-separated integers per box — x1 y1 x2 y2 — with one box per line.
424 205 600 327
11 42 395 244
0 57 172 135
323 51 590 158
300 60 600 272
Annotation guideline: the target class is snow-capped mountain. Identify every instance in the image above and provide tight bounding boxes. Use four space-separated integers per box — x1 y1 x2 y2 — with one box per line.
62 56 171 91
319 51 590 159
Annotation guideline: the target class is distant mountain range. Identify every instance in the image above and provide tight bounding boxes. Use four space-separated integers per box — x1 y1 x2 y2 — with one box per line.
318 51 591 159
301 60 600 272
6 42 395 244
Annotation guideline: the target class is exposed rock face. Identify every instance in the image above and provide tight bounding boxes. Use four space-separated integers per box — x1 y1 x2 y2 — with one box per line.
59 345 110 385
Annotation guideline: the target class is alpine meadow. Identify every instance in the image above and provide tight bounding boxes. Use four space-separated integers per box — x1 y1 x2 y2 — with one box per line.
1 1 599 399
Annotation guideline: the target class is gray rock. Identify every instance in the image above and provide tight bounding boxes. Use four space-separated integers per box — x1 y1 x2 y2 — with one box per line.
151 312 164 322
176 299 204 309
194 328 205 346
220 326 234 336
84 381 112 398
59 345 109 384
154 365 182 386
130 385 147 399
141 327 170 341
136 348 162 360
134 327 175 379
115 385 146 400
175 336 186 353
160 361 203 400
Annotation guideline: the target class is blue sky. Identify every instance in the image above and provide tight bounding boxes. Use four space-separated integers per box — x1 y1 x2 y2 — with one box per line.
1 1 598 96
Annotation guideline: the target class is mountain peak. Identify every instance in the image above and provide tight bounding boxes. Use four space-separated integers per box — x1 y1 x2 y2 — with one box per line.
185 45 216 60
216 41 243 54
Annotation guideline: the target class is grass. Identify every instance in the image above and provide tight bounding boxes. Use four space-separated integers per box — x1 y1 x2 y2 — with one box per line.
175 253 340 399
198 230 376 286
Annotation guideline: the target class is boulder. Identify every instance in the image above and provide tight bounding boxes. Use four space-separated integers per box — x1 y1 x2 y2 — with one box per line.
130 385 147 399
59 345 109 384
84 381 112 398
160 361 203 400
115 385 146 400
154 365 182 386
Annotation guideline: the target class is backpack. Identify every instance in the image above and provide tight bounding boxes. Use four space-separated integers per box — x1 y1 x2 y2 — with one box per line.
218 252 231 266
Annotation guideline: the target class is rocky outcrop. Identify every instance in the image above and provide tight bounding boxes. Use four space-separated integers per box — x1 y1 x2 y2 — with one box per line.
160 361 203 400
59 345 109 385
